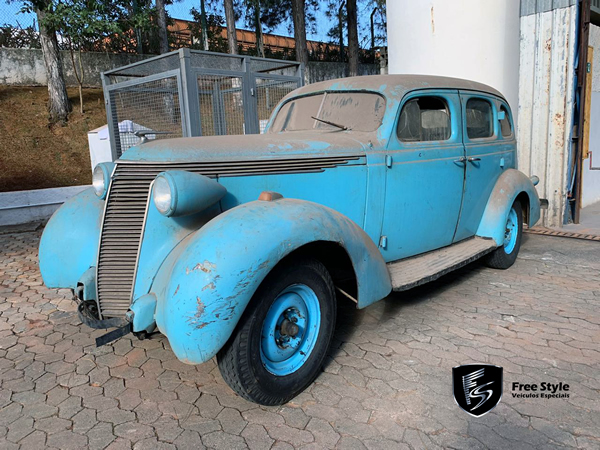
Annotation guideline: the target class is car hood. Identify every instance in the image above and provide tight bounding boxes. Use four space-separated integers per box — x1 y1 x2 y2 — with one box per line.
119 131 368 163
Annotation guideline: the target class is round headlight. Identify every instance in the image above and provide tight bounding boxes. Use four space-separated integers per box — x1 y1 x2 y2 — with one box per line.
153 175 175 216
92 163 114 199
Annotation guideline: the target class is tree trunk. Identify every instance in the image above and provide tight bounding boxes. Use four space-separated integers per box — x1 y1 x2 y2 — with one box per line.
68 40 85 114
200 0 210 51
292 0 308 68
156 0 169 54
254 0 265 57
133 0 143 54
338 1 345 63
224 0 238 54
347 0 359 76
36 7 71 124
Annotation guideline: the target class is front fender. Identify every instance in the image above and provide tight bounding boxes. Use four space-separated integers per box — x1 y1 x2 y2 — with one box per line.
476 169 541 245
39 188 103 289
150 198 391 364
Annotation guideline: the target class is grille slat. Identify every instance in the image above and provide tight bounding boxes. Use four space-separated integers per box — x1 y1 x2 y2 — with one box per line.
96 162 152 318
96 156 363 318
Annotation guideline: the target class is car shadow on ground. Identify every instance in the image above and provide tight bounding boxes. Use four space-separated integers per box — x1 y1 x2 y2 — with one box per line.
329 256 488 359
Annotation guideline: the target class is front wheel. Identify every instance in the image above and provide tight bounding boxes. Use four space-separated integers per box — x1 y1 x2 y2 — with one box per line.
217 257 336 406
485 200 523 269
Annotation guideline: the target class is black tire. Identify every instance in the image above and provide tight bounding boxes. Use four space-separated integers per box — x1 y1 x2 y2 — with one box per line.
485 200 523 269
217 257 336 406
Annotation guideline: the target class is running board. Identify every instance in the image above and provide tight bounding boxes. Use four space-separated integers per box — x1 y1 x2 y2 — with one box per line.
387 237 497 292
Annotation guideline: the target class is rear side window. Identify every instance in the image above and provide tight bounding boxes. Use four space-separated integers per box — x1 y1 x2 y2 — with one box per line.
466 98 493 139
499 105 512 137
397 97 451 142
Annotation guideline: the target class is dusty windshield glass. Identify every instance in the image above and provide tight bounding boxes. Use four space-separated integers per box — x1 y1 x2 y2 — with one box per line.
270 92 386 132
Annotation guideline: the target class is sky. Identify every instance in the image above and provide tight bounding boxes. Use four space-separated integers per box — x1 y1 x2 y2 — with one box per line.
1 0 385 48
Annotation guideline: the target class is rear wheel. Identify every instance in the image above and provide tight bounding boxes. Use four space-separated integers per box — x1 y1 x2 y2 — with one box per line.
485 200 523 269
217 257 336 406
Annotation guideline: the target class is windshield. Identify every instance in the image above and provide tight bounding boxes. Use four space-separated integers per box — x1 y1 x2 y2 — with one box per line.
270 91 386 133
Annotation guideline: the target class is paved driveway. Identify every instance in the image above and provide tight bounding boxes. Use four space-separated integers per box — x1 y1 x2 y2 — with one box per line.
0 230 599 450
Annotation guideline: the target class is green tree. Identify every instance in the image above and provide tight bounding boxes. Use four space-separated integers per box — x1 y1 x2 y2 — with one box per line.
40 0 119 113
189 8 228 52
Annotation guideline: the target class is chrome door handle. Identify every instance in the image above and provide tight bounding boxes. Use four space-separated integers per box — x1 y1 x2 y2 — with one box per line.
454 156 467 163
468 157 481 162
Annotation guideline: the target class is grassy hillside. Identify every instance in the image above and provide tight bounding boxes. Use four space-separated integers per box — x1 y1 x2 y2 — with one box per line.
0 86 107 192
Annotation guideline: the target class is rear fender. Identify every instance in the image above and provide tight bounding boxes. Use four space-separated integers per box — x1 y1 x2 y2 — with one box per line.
150 198 391 364
476 169 541 245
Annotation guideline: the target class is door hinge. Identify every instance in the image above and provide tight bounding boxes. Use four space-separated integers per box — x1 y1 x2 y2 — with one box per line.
386 155 393 168
379 235 388 249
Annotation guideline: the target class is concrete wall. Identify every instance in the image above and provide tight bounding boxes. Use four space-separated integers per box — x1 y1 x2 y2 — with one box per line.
582 25 600 208
0 48 152 87
518 4 578 227
386 0 521 118
0 48 379 87
0 185 90 226
305 61 379 84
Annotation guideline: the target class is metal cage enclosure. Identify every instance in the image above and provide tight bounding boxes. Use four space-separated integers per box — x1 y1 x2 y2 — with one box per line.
102 49 304 158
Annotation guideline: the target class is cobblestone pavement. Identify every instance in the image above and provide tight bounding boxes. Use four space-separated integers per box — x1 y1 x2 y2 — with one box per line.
1 230 599 450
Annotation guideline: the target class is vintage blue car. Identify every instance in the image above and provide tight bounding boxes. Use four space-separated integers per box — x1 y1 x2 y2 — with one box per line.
39 75 541 405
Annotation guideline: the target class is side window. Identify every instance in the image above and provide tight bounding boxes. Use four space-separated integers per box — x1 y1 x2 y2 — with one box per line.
397 97 451 142
466 98 493 139
499 105 513 137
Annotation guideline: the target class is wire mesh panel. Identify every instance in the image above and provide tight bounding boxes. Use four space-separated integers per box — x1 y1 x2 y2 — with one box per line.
249 58 298 77
191 52 245 72
108 75 183 156
255 78 300 133
105 53 181 84
197 74 246 136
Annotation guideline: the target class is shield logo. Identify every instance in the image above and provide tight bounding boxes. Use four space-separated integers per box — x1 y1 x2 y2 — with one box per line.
452 364 503 417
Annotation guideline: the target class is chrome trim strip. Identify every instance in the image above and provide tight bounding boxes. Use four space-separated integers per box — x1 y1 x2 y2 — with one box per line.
114 155 365 163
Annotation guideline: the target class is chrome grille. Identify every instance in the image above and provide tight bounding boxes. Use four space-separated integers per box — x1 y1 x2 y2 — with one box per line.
96 156 363 317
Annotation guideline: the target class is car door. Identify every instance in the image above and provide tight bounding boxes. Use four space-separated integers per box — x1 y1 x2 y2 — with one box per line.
453 92 516 242
380 90 465 262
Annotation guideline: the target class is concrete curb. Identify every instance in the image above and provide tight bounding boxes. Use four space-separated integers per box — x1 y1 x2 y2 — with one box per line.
0 185 91 226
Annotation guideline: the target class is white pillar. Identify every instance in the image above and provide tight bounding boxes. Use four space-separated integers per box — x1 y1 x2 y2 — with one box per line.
386 0 521 120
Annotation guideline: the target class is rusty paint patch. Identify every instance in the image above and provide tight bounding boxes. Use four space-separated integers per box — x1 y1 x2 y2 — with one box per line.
186 260 217 275
202 282 216 291
174 284 180 295
185 297 213 330
196 297 205 315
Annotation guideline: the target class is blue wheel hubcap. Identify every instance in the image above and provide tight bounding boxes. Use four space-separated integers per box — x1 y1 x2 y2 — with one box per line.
503 207 518 254
260 284 321 376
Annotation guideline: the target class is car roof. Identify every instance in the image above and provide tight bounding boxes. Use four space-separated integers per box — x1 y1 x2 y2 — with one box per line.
293 74 506 103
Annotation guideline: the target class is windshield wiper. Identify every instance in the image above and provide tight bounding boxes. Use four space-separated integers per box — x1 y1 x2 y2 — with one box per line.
311 116 349 131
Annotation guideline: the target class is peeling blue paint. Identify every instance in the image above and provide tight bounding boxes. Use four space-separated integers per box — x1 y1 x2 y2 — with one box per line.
477 169 541 245
39 188 103 288
149 199 391 365
130 293 157 333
